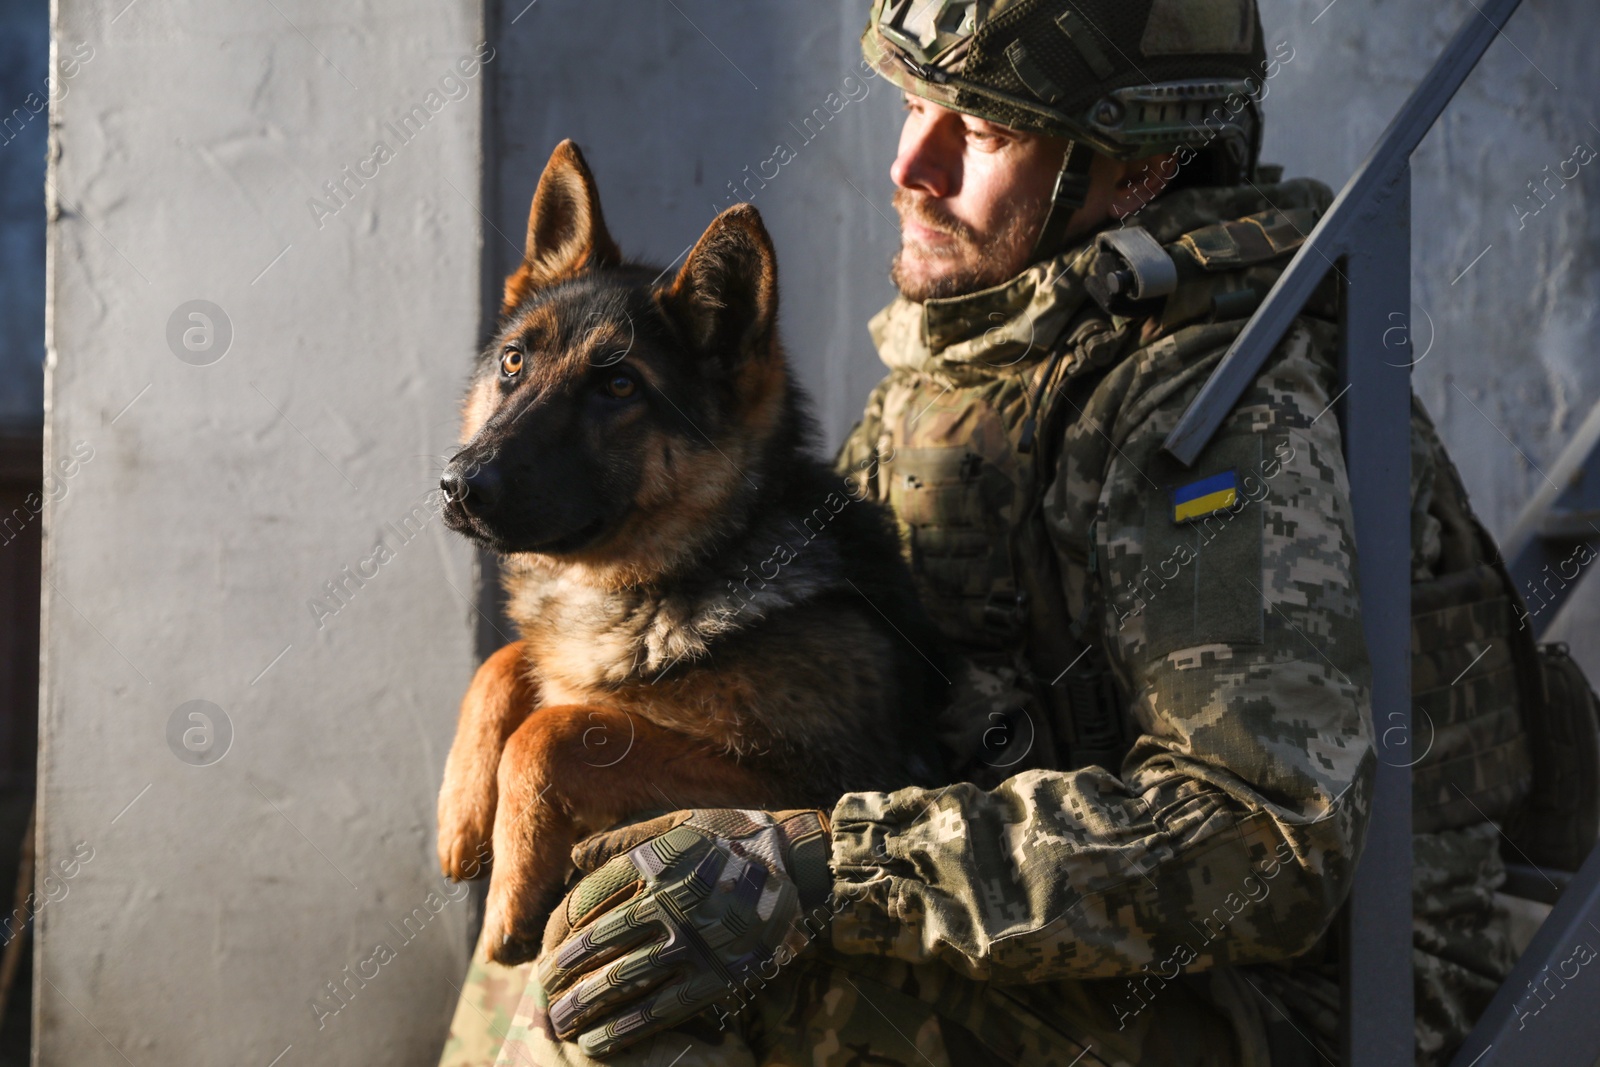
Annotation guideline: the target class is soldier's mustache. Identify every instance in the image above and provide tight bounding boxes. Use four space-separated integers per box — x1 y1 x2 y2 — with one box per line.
892 189 978 246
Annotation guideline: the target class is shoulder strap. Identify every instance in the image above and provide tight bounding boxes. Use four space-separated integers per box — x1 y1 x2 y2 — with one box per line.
1014 314 1137 772
1085 205 1325 323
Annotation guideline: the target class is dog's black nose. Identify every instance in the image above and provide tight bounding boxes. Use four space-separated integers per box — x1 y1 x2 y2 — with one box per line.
441 460 501 515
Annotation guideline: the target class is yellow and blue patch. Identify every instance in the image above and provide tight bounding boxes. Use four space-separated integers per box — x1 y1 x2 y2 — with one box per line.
1171 469 1239 523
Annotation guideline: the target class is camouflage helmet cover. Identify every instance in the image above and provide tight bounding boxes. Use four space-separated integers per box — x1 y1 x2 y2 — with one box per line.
863 0 1269 166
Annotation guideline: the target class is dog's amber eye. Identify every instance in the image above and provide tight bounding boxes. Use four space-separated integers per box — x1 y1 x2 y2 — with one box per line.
500 348 523 376
603 372 637 399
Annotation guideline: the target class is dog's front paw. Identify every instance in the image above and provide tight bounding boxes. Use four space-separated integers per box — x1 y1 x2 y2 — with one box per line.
437 786 495 881
483 869 566 966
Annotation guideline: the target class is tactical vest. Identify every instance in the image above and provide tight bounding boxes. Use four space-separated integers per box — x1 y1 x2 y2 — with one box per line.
865 312 1128 771
844 195 1598 858
844 199 1333 774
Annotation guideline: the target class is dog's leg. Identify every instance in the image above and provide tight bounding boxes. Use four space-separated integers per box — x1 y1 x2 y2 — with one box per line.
482 706 775 964
437 641 538 881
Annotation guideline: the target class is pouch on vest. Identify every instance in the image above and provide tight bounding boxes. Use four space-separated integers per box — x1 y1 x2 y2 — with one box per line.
1409 564 1532 834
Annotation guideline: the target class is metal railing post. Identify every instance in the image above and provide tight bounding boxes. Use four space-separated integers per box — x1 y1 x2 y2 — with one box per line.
1337 167 1415 1064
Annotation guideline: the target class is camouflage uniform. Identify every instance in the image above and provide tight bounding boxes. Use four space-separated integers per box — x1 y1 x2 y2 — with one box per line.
822 176 1374 1064
440 950 530 1067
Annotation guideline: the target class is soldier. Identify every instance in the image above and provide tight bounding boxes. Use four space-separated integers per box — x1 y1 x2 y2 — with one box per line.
441 1 1558 1064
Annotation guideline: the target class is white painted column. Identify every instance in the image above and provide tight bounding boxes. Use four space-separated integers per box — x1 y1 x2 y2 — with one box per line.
40 3 485 1062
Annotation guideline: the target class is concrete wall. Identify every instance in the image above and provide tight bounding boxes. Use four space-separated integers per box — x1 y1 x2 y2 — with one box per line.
39 2 485 1063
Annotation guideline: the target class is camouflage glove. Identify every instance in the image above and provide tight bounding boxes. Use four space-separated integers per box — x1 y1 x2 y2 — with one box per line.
538 808 834 1057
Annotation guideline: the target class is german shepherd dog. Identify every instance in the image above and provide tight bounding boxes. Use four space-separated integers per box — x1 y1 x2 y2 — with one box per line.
435 140 946 964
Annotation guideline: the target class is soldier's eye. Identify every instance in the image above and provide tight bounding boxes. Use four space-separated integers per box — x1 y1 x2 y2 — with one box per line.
500 347 523 376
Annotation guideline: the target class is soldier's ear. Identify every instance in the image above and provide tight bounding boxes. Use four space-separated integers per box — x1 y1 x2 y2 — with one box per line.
660 204 778 366
501 139 622 315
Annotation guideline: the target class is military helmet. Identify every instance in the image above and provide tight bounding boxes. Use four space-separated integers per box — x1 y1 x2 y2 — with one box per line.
864 0 1268 173
864 0 1271 259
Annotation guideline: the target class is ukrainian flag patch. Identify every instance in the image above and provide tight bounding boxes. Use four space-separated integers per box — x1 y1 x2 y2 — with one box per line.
1171 469 1239 523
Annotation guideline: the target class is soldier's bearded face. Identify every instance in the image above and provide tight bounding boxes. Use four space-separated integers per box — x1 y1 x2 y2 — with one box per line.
888 94 1176 302
889 96 1061 302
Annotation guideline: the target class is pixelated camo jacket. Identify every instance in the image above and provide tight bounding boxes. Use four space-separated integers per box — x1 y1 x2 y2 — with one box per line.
827 179 1379 987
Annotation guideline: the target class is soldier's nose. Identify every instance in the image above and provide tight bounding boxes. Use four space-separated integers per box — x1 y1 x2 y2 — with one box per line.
891 113 958 199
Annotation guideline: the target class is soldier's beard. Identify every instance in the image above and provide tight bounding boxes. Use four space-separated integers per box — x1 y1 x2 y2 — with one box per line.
889 187 1048 303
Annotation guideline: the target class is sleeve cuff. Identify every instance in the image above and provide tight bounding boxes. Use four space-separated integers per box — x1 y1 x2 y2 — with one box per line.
824 791 910 954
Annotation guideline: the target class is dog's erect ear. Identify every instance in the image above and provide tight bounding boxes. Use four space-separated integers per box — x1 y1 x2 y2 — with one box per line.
501 139 622 314
661 204 777 364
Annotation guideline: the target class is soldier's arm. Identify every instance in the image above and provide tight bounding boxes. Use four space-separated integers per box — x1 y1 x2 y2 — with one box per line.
827 317 1376 983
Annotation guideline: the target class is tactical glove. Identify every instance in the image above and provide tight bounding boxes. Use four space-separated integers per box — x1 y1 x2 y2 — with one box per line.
538 808 834 1057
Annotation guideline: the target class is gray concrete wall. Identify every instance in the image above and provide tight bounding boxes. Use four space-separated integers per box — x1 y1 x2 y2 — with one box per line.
39 2 485 1063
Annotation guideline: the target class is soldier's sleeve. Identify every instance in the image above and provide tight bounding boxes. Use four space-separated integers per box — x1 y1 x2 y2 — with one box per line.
827 317 1376 984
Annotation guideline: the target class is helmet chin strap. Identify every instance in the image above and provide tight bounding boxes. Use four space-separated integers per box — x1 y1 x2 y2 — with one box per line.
1030 140 1096 263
